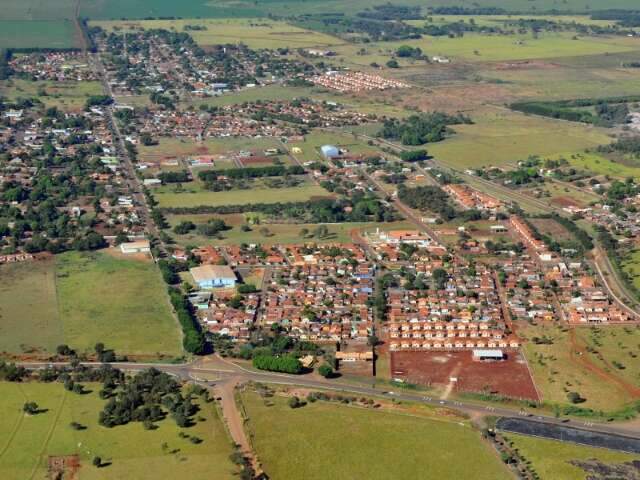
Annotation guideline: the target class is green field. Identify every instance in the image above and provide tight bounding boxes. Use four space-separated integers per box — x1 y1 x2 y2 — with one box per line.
241 389 511 480
575 325 640 389
0 80 103 112
0 259 62 353
0 382 237 479
520 324 635 410
0 251 181 357
545 152 640 179
504 433 639 480
154 180 331 208
138 137 283 163
167 213 414 246
72 0 640 21
55 251 181 357
427 107 611 169
92 18 343 49
0 20 77 49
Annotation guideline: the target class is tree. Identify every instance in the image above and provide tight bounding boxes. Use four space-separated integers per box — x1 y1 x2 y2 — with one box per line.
288 396 304 408
318 364 334 378
92 456 102 468
23 402 40 415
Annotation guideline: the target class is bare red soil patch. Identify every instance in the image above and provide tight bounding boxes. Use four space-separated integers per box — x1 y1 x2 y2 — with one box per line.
390 350 540 401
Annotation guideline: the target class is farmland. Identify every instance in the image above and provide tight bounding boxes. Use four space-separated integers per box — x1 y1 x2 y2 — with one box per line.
427 108 611 169
55 251 182 357
0 258 62 354
0 20 77 50
91 18 343 49
0 382 237 479
503 433 639 480
240 388 512 480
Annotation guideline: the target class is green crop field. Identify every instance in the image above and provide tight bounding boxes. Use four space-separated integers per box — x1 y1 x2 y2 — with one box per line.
240 389 511 480
0 258 63 354
92 18 343 49
427 107 611 169
0 20 77 49
0 382 237 480
503 433 638 480
55 251 181 357
0 80 103 112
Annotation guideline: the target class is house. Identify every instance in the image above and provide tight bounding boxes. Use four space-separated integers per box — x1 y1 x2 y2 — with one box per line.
190 265 236 289
120 240 151 254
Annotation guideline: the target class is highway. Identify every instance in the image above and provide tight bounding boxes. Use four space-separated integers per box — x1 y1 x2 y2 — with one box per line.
18 358 640 441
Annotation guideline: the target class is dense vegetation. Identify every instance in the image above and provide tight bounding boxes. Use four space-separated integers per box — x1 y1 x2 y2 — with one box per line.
252 354 303 374
511 96 640 127
397 185 458 220
379 112 471 146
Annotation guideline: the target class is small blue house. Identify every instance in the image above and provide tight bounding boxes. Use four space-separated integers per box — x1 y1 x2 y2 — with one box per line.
190 265 236 289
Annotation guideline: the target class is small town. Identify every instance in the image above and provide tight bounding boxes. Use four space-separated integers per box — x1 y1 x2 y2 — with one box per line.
2 5 640 479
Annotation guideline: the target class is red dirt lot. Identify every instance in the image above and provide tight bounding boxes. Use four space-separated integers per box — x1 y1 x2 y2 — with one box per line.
390 350 540 401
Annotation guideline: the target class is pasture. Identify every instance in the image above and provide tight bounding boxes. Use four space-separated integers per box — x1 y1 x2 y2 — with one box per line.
240 388 511 480
427 107 611 169
520 324 635 411
0 382 237 479
547 152 640 179
503 433 639 480
91 18 343 49
153 180 331 208
55 251 182 357
167 213 414 246
574 325 640 390
0 79 103 112
0 258 63 354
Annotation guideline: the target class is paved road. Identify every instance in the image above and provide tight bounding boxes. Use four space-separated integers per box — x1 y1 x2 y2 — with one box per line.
18 358 640 440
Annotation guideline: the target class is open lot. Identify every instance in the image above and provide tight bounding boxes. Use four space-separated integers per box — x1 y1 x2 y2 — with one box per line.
0 381 237 480
167 213 414 246
520 324 637 411
0 79 103 112
55 251 182 357
390 350 540 401
92 18 343 49
154 180 331 208
0 257 63 354
241 388 511 480
504 432 639 480
427 107 611 169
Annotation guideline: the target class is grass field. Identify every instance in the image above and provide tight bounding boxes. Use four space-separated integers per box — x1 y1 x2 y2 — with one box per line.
240 389 511 480
0 79 103 112
622 249 640 290
138 137 283 163
520 324 635 410
427 107 611 169
545 152 640 179
504 433 639 480
0 20 77 49
0 259 63 353
92 18 343 49
0 382 237 479
167 213 414 246
154 180 331 208
55 251 181 357
574 325 640 389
